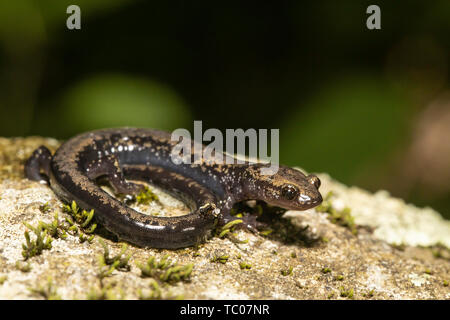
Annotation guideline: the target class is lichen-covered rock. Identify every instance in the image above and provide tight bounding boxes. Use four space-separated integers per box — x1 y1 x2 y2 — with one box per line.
0 137 449 299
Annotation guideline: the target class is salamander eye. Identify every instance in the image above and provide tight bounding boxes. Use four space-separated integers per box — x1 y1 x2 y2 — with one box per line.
307 175 321 189
281 185 298 200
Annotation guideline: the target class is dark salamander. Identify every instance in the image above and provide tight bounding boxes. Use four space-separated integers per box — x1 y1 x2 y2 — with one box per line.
25 128 322 249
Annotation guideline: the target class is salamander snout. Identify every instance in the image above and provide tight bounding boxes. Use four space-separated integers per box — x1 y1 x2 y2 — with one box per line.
298 186 322 209
296 177 322 209
260 167 323 211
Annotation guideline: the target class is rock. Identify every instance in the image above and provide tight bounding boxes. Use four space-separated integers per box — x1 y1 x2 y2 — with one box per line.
0 137 449 299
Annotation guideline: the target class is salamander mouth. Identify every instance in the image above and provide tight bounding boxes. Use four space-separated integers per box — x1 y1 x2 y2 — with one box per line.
297 193 323 210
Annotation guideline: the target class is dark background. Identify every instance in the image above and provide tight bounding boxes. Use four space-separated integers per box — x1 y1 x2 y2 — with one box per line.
0 0 449 217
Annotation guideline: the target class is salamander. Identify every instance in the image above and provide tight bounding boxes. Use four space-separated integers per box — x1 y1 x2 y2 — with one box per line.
25 127 322 249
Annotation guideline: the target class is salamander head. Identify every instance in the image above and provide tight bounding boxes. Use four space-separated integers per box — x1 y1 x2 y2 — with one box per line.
247 165 323 210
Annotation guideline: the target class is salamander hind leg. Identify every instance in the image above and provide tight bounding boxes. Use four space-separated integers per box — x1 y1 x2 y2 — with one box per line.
25 146 52 184
85 154 144 195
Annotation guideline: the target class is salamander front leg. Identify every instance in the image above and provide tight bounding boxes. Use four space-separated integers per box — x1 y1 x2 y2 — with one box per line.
219 200 265 233
25 146 52 184
86 155 144 195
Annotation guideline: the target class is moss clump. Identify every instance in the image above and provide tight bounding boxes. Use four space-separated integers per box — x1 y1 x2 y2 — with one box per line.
215 219 249 244
37 203 96 244
429 243 450 261
21 222 53 260
316 191 358 235
0 275 7 285
239 262 252 270
362 289 375 298
210 254 230 264
87 241 131 300
259 229 273 236
63 201 97 240
39 213 68 240
39 202 51 213
339 287 354 299
321 267 332 274
321 237 329 243
137 279 163 300
137 279 184 300
15 261 32 272
281 266 293 276
87 283 124 300
135 186 159 205
97 239 132 279
137 255 193 284
218 219 242 238
28 277 61 300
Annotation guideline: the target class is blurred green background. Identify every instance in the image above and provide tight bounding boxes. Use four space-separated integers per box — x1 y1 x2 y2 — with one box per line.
0 1 449 217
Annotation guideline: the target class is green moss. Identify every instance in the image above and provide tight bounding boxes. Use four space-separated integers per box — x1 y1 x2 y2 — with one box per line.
137 279 162 300
210 254 229 264
88 241 132 299
161 264 193 283
218 229 230 238
316 191 358 235
321 267 332 274
15 261 32 272
137 254 193 284
137 278 184 300
221 219 243 232
432 250 442 258
39 213 68 240
255 204 264 216
239 262 252 270
135 186 159 205
339 287 354 299
229 234 249 244
97 239 131 278
21 222 53 260
63 201 97 236
215 219 248 243
87 283 124 300
39 202 51 213
0 275 7 285
443 280 448 287
363 289 375 298
260 229 273 236
28 277 61 300
281 266 293 276
392 243 406 251
428 243 450 261
334 274 344 281
22 204 95 260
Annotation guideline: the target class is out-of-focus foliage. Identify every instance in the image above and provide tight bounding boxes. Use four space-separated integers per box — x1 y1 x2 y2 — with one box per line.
280 75 410 182
0 0 449 217
34 75 192 137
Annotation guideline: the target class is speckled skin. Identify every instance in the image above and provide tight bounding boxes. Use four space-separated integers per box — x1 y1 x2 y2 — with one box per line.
25 127 322 248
